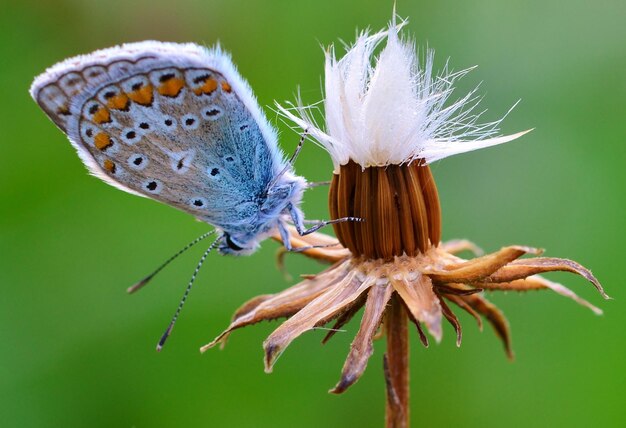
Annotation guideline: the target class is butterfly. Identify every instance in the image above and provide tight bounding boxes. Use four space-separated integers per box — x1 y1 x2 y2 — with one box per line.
30 41 356 348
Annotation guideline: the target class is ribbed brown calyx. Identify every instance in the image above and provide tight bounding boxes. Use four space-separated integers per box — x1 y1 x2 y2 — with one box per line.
329 160 441 260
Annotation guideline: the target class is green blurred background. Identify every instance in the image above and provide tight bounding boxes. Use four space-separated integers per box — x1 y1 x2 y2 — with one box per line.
1 0 624 426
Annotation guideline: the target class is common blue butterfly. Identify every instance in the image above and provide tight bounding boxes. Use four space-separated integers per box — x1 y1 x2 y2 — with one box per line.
30 41 356 348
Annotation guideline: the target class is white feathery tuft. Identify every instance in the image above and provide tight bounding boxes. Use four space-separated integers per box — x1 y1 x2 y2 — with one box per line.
278 16 530 171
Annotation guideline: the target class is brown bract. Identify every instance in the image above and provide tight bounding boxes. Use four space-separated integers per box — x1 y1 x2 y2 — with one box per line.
201 226 606 385
201 162 606 428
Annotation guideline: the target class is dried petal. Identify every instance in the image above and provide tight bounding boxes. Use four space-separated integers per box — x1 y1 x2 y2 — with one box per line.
322 293 367 344
200 260 351 352
391 274 442 342
438 295 462 347
272 226 350 265
263 271 372 372
440 239 484 256
435 283 483 296
424 245 542 283
461 293 513 359
475 275 602 315
331 283 393 394
404 311 430 347
443 294 483 331
485 257 608 299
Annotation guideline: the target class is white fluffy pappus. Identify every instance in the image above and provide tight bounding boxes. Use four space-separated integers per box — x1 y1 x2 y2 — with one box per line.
278 17 531 170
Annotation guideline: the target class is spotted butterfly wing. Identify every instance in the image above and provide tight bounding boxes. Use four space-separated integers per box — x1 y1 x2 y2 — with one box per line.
30 41 304 250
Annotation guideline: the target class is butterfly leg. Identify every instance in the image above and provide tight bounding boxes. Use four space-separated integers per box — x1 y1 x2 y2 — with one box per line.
287 203 363 237
278 221 339 253
306 180 331 189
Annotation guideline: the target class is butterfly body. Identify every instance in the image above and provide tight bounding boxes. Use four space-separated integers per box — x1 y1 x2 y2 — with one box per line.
31 41 307 254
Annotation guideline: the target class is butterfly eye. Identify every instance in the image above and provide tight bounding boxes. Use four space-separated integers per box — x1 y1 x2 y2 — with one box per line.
225 234 244 251
128 154 149 170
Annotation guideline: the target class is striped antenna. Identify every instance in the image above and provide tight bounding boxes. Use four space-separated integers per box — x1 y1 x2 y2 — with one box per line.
156 235 223 351
127 230 216 294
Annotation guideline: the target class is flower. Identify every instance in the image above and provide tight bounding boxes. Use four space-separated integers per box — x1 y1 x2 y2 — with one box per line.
201 17 607 427
277 17 530 170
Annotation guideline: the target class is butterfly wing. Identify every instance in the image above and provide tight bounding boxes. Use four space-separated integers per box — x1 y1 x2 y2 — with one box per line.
30 41 287 230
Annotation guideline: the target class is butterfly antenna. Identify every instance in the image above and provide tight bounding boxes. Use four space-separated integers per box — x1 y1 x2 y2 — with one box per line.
127 230 216 294
268 129 308 188
287 129 308 166
156 235 223 351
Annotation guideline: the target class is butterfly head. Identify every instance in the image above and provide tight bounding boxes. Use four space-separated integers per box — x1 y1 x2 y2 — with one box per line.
218 232 258 256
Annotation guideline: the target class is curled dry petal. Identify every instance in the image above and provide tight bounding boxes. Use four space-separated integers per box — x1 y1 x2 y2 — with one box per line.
391 274 443 342
200 260 351 352
484 257 609 299
438 294 462 347
202 227 606 395
460 292 513 359
435 284 483 296
424 245 543 283
439 239 484 256
475 275 603 315
263 271 373 372
331 283 393 394
322 293 367 344
443 294 483 331
404 311 430 347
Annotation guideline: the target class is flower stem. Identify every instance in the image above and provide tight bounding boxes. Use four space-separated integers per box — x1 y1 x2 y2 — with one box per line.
384 294 409 428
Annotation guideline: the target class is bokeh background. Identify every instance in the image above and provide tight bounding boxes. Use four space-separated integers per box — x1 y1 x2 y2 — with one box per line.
1 0 624 426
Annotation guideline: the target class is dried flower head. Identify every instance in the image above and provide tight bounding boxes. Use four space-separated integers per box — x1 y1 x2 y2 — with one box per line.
202 17 607 428
278 17 530 169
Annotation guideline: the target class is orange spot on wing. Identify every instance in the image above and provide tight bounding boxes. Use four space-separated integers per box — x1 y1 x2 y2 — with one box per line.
92 107 111 124
57 105 71 116
94 132 113 151
193 78 218 96
107 93 130 110
158 78 185 97
128 84 153 106
221 81 232 93
103 159 116 173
